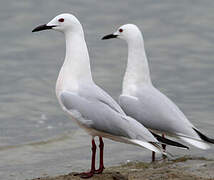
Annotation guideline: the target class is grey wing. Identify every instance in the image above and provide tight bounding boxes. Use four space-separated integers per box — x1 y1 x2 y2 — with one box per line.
60 90 157 142
119 85 197 138
79 83 126 115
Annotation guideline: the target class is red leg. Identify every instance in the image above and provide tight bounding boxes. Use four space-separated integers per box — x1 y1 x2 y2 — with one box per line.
162 134 167 159
94 137 104 174
74 139 96 178
162 134 166 150
152 151 155 162
152 134 167 162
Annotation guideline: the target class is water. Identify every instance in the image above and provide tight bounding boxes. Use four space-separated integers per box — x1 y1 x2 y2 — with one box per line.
1 0 214 179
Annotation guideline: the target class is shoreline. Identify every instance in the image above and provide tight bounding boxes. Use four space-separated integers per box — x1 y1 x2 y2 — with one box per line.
31 156 214 180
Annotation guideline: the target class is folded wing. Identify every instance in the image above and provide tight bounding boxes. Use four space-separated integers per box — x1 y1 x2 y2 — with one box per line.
59 84 164 153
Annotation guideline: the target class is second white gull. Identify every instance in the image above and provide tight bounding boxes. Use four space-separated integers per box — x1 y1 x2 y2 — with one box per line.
102 24 214 159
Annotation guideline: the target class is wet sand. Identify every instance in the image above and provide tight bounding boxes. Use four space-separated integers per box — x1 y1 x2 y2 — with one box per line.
31 156 214 180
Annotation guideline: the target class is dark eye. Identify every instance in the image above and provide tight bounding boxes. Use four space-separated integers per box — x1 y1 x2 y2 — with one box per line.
58 18 64 22
119 28 123 33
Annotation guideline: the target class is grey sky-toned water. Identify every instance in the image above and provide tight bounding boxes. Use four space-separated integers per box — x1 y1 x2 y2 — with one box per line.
0 0 214 179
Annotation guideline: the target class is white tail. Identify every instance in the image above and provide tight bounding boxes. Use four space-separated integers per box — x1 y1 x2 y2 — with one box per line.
179 136 210 150
130 139 166 155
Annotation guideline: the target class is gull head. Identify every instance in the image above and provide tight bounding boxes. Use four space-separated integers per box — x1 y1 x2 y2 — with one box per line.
102 24 142 42
32 13 82 34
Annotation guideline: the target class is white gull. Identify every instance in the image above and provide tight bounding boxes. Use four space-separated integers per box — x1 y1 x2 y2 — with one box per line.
102 24 214 157
32 15 165 178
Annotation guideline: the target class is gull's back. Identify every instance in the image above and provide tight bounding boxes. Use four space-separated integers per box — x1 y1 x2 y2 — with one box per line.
119 84 198 138
59 82 159 145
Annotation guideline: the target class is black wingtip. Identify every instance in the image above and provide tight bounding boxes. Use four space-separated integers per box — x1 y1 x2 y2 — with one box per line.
151 132 189 149
193 128 214 144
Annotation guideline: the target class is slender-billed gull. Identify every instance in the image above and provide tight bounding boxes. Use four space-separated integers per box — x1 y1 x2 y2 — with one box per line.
32 14 167 178
102 24 214 160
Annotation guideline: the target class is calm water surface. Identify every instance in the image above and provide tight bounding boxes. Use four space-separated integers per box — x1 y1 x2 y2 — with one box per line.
0 0 214 179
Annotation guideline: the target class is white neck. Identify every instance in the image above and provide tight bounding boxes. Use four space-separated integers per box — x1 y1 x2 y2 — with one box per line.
122 33 152 95
56 30 93 94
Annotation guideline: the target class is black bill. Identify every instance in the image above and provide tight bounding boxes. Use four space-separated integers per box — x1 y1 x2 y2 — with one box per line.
32 24 56 32
102 34 118 40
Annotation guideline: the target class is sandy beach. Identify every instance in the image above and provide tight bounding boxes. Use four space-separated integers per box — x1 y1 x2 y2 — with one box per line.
31 156 214 180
